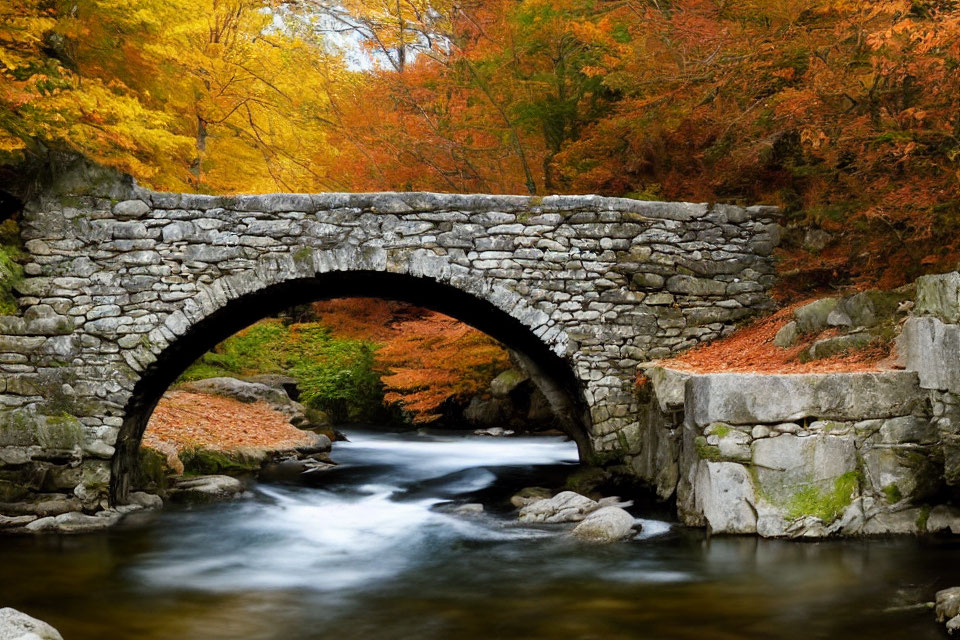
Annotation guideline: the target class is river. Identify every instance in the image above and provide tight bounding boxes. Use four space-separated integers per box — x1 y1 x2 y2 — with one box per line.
1 429 957 639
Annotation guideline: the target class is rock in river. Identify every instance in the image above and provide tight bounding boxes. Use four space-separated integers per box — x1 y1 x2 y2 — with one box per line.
0 608 63 640
169 475 245 504
518 491 598 523
572 506 638 543
938 587 960 635
510 486 552 508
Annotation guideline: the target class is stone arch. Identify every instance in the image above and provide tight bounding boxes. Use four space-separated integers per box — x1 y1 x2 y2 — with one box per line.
110 248 592 502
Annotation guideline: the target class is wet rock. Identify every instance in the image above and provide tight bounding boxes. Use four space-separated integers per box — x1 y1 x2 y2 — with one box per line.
572 506 637 543
519 491 597 523
169 475 245 503
861 508 926 535
0 607 63 640
454 503 484 516
937 587 960 624
510 487 552 508
25 509 123 534
128 491 163 510
259 457 335 481
928 506 960 534
473 427 515 437
949 616 960 635
0 514 36 529
295 431 332 454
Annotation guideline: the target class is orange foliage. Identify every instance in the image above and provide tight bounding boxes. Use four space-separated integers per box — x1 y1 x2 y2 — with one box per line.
311 298 511 422
143 390 314 471
657 301 896 375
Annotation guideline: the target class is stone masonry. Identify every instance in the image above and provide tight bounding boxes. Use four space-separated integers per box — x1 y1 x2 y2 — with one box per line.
0 162 778 518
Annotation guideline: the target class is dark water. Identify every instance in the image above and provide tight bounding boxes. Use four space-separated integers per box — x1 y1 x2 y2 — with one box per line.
1 429 957 639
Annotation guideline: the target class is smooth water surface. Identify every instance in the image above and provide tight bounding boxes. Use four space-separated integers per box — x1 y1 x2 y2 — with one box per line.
1 429 957 639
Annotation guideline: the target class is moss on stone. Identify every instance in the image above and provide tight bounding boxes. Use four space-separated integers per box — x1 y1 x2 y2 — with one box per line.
179 446 262 476
35 413 84 450
0 220 25 316
694 435 724 462
564 465 611 495
705 423 732 438
882 483 903 504
916 505 931 532
785 471 860 523
136 446 172 492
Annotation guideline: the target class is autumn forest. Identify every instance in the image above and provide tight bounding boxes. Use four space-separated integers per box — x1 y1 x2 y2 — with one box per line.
4 0 960 289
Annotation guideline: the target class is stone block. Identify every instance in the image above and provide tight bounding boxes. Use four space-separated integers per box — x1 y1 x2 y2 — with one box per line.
694 461 757 534
898 316 960 393
687 371 923 427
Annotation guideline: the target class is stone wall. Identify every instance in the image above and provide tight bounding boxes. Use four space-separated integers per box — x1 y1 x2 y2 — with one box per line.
0 160 779 521
629 272 960 538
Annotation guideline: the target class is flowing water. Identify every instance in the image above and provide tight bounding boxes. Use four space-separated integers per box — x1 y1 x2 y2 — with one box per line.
1 429 958 639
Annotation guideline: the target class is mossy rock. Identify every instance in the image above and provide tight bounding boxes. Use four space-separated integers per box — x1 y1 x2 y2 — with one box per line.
179 447 264 476
784 471 860 524
36 414 84 450
136 446 174 493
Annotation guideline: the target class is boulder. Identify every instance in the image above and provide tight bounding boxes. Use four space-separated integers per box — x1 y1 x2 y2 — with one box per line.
773 321 798 348
473 427 515 437
242 374 300 401
929 506 960 534
937 587 960 623
259 458 335 482
510 487 552 508
168 475 245 504
572 506 637 543
463 396 512 426
127 491 163 510
453 503 484 516
518 491 598 523
0 608 63 640
295 431 332 454
793 298 839 333
806 331 872 360
490 369 529 398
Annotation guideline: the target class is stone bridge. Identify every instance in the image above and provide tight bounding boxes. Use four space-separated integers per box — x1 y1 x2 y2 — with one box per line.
0 163 778 515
